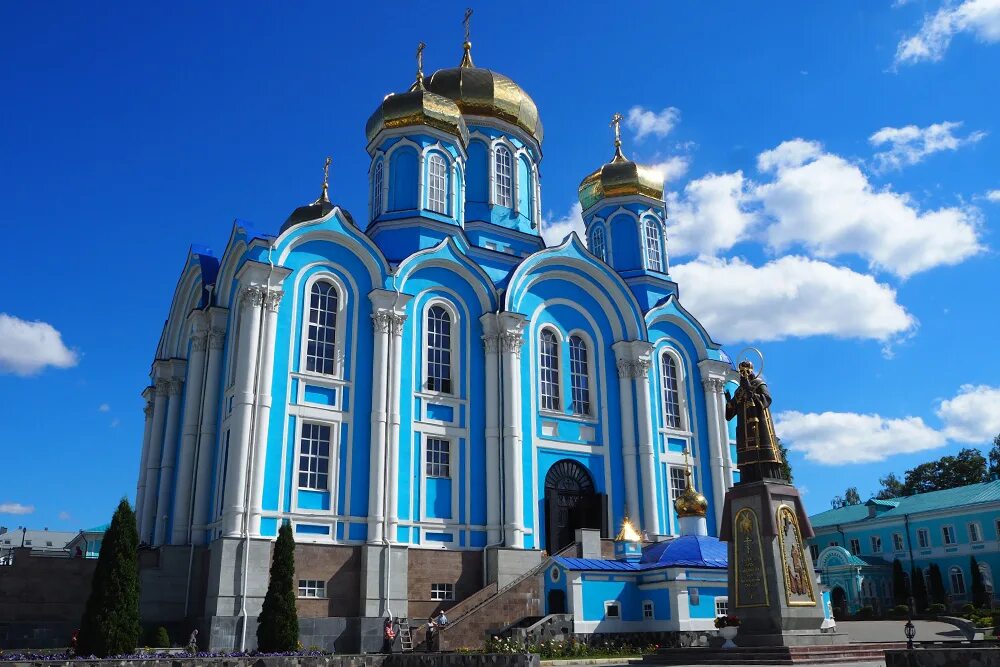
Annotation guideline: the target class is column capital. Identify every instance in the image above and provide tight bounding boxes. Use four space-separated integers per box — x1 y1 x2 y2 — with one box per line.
241 285 266 308
482 334 500 354
499 330 524 357
191 332 209 352
701 376 726 392
154 378 171 396
144 400 155 417
264 289 284 313
613 340 653 378
166 378 184 396
209 327 226 350
372 311 406 337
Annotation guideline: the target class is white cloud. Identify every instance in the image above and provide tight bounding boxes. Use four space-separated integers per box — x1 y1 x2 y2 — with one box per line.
666 171 757 257
936 384 1000 442
869 121 986 171
986 189 1000 202
895 0 1000 65
757 140 983 278
111 418 121 428
0 313 78 376
541 202 585 247
58 511 72 521
626 106 681 141
98 403 110 413
0 502 35 515
647 156 690 184
776 411 946 464
670 255 916 344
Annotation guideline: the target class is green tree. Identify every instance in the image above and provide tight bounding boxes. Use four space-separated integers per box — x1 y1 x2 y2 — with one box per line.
927 563 947 606
830 495 845 509
152 626 170 648
902 448 987 496
76 499 141 657
892 559 909 607
777 438 793 483
844 487 862 506
970 556 988 608
257 521 299 652
876 473 905 500
911 566 929 611
988 434 1000 479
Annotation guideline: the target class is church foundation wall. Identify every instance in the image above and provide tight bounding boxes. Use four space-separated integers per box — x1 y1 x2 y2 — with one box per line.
407 549 484 621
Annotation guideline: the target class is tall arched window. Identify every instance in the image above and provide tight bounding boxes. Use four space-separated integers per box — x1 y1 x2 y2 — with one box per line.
643 219 664 272
539 329 560 411
426 305 452 393
494 145 513 208
590 225 607 262
568 335 590 415
949 566 966 595
427 153 448 214
306 281 338 375
660 351 682 429
372 159 384 219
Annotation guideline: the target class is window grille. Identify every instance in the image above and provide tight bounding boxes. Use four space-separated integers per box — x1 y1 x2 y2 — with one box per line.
298 423 331 490
427 154 448 214
306 281 338 375
372 160 384 218
568 336 591 415
669 467 687 501
539 329 560 411
591 225 607 262
494 146 513 207
661 353 682 428
426 438 451 478
298 580 326 598
426 306 452 393
431 583 454 601
643 219 664 272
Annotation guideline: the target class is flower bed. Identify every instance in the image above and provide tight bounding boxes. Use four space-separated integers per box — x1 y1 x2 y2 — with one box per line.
481 637 656 659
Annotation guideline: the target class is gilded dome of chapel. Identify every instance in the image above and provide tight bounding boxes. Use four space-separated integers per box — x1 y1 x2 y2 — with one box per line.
578 114 665 211
365 79 468 145
674 466 708 519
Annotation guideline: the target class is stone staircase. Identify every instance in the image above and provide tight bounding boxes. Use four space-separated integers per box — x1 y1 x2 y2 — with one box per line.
502 614 574 644
643 642 906 665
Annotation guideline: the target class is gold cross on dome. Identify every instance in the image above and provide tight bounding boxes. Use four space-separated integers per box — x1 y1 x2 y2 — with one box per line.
416 42 426 79
321 156 331 200
610 113 623 149
463 8 473 43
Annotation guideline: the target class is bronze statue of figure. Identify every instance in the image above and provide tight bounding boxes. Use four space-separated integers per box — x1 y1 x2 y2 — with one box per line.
725 360 785 483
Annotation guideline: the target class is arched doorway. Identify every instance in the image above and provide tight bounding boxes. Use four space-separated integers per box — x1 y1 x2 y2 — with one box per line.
544 459 606 554
831 586 847 617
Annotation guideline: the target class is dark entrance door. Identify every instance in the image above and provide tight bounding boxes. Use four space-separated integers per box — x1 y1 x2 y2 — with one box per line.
832 586 847 617
548 589 567 614
544 459 606 554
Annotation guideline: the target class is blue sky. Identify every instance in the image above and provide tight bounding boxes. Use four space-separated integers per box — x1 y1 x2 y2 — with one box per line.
1 1 998 530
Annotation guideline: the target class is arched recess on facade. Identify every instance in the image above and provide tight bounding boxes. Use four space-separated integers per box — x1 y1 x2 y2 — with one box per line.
645 294 724 363
387 140 420 211
395 237 499 316
543 459 604 555
157 253 215 360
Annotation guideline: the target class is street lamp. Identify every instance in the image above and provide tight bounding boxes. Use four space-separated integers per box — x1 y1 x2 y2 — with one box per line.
904 618 916 650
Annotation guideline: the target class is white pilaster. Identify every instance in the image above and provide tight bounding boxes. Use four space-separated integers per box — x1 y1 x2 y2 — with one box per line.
192 323 226 544
630 342 660 536
499 312 527 548
134 388 155 530
698 359 732 533
248 289 283 536
480 313 502 545
367 305 391 544
385 307 407 542
171 319 209 544
612 342 641 525
140 374 169 543
222 285 264 537
154 372 185 546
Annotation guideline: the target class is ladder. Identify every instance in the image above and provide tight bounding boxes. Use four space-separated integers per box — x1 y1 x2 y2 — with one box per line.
398 617 414 652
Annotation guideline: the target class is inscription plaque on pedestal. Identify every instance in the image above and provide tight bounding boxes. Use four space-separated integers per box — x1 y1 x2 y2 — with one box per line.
733 507 768 608
777 505 816 606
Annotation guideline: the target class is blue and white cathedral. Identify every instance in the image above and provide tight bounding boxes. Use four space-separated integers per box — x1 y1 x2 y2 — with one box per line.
133 35 742 648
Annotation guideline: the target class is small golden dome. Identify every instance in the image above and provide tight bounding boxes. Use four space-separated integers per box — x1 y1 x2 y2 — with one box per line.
578 151 664 211
674 466 709 519
614 516 642 542
365 79 468 145
424 43 543 144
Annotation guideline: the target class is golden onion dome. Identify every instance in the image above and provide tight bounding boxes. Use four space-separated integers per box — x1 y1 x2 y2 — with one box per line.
578 149 664 211
365 51 468 146
674 466 709 519
424 42 543 144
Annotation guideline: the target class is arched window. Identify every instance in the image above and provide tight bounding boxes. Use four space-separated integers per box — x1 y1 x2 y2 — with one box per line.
590 225 607 262
539 329 560 411
660 351 682 429
643 219 664 272
426 305 452 393
949 566 966 595
427 153 448 214
371 159 384 219
306 281 338 375
494 145 513 208
568 335 590 416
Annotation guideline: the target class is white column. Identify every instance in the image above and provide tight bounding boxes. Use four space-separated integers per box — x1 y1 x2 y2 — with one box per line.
171 326 209 544
248 290 282 536
222 285 264 537
499 313 526 548
631 342 660 536
385 310 406 542
698 360 731 533
192 324 226 544
612 342 641 524
367 309 392 544
154 375 184 546
140 376 169 543
480 314 502 545
134 389 155 529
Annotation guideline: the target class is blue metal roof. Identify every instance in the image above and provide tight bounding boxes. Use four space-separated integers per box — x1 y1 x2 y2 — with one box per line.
553 535 728 572
553 557 640 572
809 479 1000 530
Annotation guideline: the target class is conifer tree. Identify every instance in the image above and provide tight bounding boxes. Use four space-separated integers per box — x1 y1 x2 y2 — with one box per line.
911 566 929 611
927 563 947 606
892 559 909 607
256 521 299 652
77 499 141 657
970 556 987 608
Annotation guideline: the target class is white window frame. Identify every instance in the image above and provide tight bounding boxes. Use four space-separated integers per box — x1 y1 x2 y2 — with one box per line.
604 601 620 619
715 597 729 617
642 600 654 620
298 422 332 491
427 152 448 214
590 224 607 262
568 334 592 416
300 274 346 379
642 217 664 272
669 466 687 501
538 327 561 412
892 533 905 552
942 525 957 545
968 522 982 543
426 437 451 479
660 349 687 431
871 535 882 553
917 528 930 548
425 303 454 394
372 158 384 219
849 538 861 555
431 583 455 601
298 579 326 598
949 566 966 595
494 145 513 208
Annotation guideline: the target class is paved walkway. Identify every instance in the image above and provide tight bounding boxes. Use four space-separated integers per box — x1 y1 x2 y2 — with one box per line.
838 619 966 643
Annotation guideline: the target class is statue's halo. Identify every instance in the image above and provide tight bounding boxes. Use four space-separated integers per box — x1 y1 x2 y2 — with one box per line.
735 346 765 376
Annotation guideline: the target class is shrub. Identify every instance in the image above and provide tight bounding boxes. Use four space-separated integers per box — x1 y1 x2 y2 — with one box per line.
961 603 976 614
714 615 741 628
76 499 141 657
856 606 874 620
256 521 299 652
927 603 946 614
152 627 170 648
892 604 910 617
